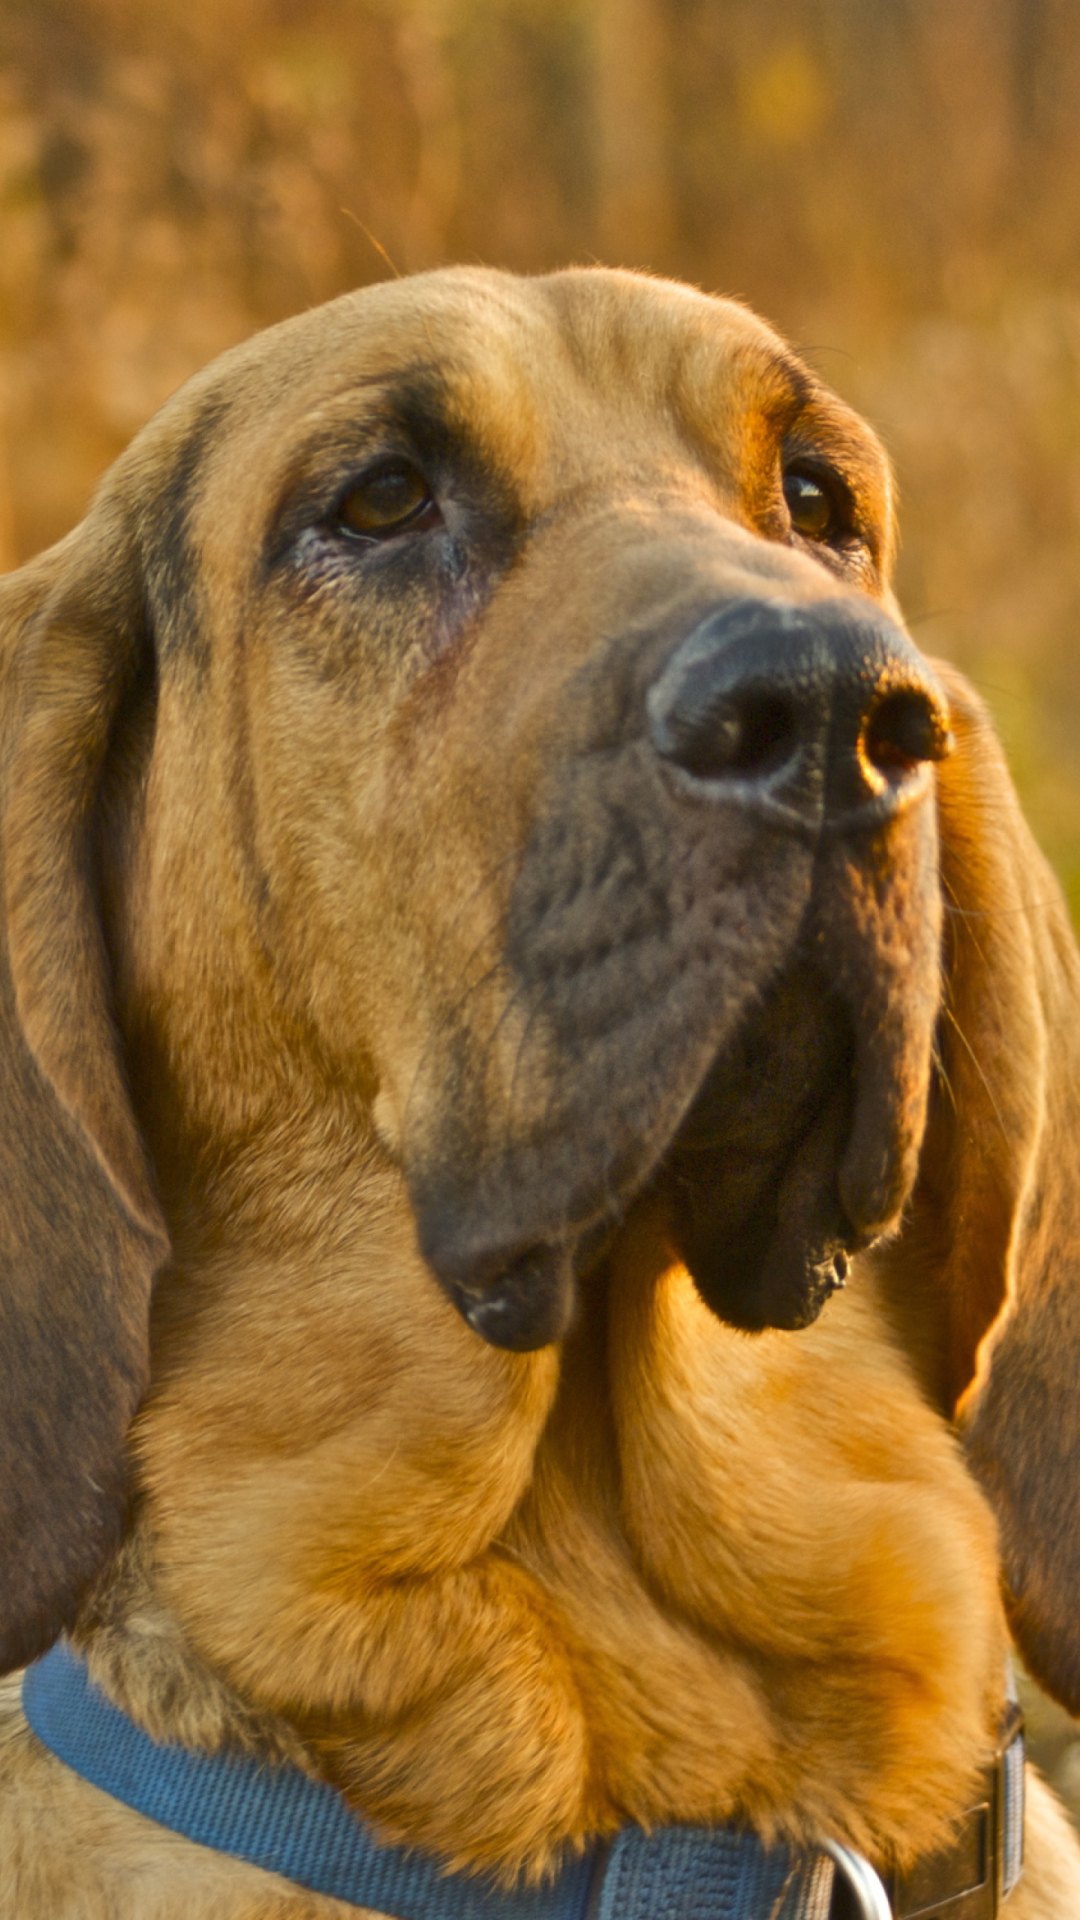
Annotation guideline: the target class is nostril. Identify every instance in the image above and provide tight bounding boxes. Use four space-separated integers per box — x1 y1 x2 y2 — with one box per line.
647 598 953 825
733 695 800 776
651 687 799 782
863 688 954 773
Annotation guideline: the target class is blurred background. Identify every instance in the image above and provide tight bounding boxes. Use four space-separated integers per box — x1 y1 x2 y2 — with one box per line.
1 0 1080 896
2 0 1080 1818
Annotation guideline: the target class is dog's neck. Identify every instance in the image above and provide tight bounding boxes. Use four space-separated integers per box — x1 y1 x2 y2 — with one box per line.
71 1214 1008 1884
73 1526 314 1776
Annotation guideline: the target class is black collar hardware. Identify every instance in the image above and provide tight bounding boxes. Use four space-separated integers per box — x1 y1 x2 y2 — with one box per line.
831 1703 1025 1919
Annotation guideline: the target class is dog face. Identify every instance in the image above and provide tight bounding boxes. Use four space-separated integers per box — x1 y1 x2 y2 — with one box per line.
96 269 945 1352
3 268 1080 1822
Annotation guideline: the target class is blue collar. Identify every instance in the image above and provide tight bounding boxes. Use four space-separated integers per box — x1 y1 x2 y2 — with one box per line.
23 1641 835 1918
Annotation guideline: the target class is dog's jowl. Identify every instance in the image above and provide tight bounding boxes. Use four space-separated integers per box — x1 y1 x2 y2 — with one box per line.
2 268 1080 1918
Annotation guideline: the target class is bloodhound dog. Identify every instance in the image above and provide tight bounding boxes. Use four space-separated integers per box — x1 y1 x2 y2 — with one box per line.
2 267 1080 1919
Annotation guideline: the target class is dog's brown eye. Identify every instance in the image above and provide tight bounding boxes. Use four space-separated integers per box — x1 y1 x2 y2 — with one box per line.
336 463 437 539
783 470 834 541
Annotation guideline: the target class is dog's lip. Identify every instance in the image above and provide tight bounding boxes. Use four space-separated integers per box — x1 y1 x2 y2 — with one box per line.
428 1237 577 1351
419 804 940 1350
420 976 922 1348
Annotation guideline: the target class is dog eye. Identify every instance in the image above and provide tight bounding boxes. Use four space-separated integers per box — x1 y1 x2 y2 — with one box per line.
335 462 440 539
782 468 837 541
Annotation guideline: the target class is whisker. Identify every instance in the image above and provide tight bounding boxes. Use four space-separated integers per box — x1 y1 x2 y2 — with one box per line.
939 1003 1011 1149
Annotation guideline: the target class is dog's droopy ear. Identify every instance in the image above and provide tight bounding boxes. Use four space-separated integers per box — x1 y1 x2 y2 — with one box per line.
0 506 168 1674
905 662 1080 1711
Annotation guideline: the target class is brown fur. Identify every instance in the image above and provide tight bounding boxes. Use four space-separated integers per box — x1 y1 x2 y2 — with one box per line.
2 267 1080 1914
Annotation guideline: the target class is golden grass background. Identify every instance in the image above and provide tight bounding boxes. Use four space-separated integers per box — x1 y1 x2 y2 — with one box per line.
2 0 1080 903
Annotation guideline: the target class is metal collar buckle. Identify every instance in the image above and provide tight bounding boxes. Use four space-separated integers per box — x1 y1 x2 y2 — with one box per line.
823 1839 893 1919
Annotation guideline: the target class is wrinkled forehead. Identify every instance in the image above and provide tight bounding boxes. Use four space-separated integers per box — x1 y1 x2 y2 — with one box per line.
127 266 892 572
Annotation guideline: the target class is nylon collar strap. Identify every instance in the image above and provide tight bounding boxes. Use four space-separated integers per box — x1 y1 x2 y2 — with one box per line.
22 1642 1025 1918
23 1642 834 1918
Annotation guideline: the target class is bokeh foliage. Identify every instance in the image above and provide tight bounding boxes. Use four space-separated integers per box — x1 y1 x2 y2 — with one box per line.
1 0 1080 897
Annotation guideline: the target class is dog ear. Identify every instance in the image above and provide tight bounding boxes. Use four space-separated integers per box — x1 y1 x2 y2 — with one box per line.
901 661 1080 1711
0 503 168 1674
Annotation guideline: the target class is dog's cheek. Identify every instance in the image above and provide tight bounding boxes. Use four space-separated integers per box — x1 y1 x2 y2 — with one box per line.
264 566 437 689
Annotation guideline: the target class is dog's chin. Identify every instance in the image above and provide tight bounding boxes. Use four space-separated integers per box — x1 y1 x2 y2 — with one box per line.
424 1125 855 1354
419 954 916 1350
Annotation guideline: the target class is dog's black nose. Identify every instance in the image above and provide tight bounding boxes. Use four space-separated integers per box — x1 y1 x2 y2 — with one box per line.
646 598 952 832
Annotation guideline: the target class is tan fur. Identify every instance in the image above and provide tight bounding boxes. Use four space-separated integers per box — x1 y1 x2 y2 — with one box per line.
2 267 1080 1913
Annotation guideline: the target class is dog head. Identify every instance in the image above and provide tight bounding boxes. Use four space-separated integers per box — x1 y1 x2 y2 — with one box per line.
1 267 1079 1716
